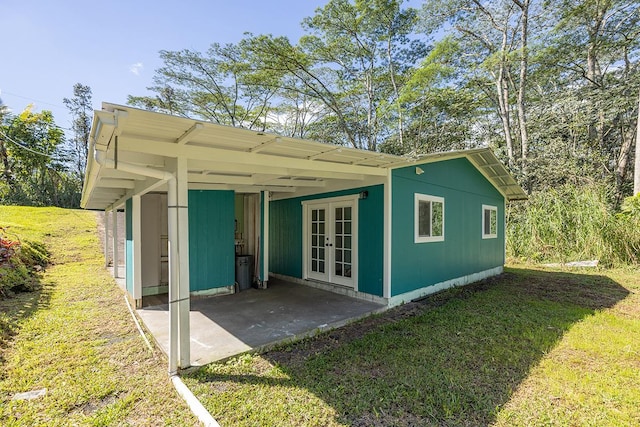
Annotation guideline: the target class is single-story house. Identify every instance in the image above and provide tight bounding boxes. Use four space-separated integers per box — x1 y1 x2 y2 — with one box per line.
81 103 527 372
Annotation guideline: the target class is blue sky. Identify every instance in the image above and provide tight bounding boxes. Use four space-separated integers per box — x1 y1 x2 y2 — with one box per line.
1 0 424 133
0 0 338 130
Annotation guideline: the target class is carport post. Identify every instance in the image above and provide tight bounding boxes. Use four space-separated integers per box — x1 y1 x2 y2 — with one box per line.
261 190 269 287
131 195 143 302
168 157 191 374
104 208 110 268
112 208 119 278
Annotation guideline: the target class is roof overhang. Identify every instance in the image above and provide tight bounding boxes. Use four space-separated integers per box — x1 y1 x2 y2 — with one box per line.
80 103 526 210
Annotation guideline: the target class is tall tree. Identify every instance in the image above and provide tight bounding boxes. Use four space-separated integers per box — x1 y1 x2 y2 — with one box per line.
0 98 13 192
635 90 640 195
63 83 93 181
418 0 538 186
0 106 78 206
131 0 424 150
544 0 640 197
395 36 483 154
128 42 281 130
271 0 421 150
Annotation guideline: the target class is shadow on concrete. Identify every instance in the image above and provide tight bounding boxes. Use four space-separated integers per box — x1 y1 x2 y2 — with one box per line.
186 267 630 426
137 278 386 366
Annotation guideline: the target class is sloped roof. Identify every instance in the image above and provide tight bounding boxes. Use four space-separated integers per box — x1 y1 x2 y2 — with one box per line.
81 103 526 210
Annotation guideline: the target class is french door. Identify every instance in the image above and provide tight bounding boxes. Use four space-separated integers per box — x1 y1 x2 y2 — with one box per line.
305 197 357 288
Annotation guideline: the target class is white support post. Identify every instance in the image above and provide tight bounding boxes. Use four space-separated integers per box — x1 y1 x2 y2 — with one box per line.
168 177 178 374
132 195 143 302
112 208 119 278
104 208 110 268
176 157 191 369
168 157 191 374
261 190 269 287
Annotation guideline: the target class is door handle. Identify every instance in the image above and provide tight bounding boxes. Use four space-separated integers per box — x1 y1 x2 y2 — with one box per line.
326 243 333 247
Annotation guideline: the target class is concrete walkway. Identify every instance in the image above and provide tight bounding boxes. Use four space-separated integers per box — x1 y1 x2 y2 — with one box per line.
137 278 386 366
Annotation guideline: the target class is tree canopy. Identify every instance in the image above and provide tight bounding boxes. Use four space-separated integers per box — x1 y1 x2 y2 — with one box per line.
129 0 639 200
0 105 79 207
0 82 92 208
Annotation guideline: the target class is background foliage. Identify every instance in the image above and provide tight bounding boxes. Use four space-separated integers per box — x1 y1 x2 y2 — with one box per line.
0 1 638 264
127 0 639 264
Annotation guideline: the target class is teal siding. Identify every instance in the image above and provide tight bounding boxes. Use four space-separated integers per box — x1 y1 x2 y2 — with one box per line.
269 185 384 297
188 190 235 291
357 186 384 296
125 199 133 295
391 158 505 296
269 197 303 278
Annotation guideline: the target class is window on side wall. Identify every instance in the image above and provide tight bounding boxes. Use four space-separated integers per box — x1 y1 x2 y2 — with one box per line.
415 194 444 243
482 205 498 239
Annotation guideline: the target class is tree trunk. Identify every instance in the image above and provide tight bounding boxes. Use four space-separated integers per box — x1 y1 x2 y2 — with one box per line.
496 75 514 167
496 26 515 168
617 119 635 200
387 35 404 151
634 90 640 196
586 6 606 147
515 0 530 191
0 137 15 191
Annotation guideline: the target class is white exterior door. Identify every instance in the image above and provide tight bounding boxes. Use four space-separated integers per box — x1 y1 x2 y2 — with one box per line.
304 196 357 289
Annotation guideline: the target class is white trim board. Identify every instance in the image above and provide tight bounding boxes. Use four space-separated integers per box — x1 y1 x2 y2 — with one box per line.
271 266 503 309
387 266 503 308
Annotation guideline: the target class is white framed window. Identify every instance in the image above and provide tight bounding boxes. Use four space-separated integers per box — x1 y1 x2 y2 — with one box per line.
415 193 444 243
482 204 498 239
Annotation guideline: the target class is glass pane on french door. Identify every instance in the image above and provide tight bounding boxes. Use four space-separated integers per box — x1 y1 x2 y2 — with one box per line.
334 206 352 279
310 207 326 274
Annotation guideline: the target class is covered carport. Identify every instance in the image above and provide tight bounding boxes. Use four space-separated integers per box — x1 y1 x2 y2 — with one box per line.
81 103 406 373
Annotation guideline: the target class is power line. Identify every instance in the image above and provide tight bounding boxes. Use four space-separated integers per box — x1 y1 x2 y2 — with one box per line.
0 129 57 159
0 91 75 132
0 90 66 110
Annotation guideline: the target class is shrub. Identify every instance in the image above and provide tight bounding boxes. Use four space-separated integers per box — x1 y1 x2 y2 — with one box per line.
0 227 21 266
0 227 49 298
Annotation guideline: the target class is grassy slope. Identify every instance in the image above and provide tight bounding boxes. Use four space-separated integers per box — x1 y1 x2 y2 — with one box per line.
0 207 197 426
184 266 639 427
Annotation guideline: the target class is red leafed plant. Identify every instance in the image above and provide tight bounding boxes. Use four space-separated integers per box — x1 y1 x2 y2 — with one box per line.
0 227 21 266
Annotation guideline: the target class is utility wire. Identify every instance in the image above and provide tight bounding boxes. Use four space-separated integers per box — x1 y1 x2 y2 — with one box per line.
0 129 57 159
1 91 74 132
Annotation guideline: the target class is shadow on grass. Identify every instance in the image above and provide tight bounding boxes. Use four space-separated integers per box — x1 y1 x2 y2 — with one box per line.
189 267 630 427
0 276 52 372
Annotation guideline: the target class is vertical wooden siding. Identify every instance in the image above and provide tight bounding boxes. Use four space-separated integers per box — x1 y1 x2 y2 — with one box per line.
391 158 505 296
188 190 235 291
269 185 385 297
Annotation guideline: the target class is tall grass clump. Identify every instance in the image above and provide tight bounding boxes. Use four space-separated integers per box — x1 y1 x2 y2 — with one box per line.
507 183 640 266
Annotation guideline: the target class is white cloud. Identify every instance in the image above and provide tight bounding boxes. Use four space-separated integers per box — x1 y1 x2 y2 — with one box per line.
129 62 144 76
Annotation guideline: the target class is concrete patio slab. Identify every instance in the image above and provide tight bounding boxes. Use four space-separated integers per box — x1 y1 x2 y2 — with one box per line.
136 278 386 366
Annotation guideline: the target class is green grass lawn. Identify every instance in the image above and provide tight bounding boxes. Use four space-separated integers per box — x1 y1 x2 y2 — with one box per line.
1 206 638 426
183 266 639 427
0 206 197 426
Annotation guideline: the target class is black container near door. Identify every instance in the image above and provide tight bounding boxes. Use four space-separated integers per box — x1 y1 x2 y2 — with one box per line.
235 255 253 291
